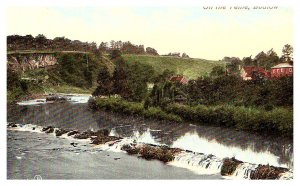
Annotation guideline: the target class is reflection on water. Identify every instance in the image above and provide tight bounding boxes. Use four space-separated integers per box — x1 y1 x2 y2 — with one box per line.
7 97 293 169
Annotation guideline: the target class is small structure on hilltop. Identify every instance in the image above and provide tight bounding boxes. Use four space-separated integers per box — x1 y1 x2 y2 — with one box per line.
169 75 189 85
271 63 293 78
240 66 271 80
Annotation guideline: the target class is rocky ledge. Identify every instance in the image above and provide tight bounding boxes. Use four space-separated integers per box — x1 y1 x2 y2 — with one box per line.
220 157 289 179
121 144 182 163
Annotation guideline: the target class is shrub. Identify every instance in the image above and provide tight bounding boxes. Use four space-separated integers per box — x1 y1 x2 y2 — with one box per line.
92 97 182 123
164 103 292 137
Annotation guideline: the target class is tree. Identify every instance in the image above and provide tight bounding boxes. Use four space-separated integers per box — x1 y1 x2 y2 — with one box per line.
154 69 175 83
265 49 280 69
112 57 130 98
110 49 122 60
58 54 77 83
210 66 226 77
35 34 47 40
242 56 253 66
7 67 20 90
254 51 268 68
182 53 189 58
225 57 242 74
126 62 154 102
83 68 93 88
282 44 293 64
146 47 159 55
92 66 112 97
99 42 108 52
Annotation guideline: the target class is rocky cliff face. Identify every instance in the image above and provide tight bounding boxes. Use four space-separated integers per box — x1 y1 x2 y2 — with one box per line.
7 53 57 72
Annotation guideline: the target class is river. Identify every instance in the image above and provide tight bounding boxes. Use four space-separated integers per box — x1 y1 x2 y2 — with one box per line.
7 94 293 179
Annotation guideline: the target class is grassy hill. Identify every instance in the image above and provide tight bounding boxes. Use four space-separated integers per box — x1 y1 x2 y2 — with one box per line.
123 54 227 79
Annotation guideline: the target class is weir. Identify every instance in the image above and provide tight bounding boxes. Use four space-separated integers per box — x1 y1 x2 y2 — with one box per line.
7 123 293 180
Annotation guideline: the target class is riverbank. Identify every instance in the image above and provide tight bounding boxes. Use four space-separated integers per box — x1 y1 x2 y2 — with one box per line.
89 97 182 122
7 84 94 104
90 97 293 138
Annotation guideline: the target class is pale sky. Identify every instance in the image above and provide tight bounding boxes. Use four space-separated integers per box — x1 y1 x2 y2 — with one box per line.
6 6 293 60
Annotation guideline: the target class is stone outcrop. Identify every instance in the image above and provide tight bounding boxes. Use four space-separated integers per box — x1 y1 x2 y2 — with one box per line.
250 165 289 179
67 130 79 136
221 157 243 176
73 129 111 140
7 122 18 128
55 129 70 137
46 96 68 102
7 53 57 72
42 126 54 133
121 144 182 163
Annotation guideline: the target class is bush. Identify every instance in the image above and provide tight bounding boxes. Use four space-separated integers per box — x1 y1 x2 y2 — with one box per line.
92 97 182 122
164 103 292 137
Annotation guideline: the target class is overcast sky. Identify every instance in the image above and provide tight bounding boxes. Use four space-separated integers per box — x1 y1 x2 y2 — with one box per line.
6 6 293 60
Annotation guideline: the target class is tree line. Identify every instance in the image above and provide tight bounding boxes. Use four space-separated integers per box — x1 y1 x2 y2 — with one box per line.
7 34 98 53
224 44 293 74
7 34 160 56
7 34 193 57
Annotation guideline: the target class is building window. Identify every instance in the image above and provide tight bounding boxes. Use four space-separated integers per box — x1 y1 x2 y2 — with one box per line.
277 69 280 73
281 68 284 72
289 68 293 72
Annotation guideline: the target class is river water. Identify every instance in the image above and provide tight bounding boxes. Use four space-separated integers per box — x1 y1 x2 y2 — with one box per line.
7 94 293 179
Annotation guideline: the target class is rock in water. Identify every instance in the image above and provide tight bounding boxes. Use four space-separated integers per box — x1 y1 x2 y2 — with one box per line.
46 95 67 102
42 126 54 133
7 122 18 128
250 165 289 179
67 130 79 136
55 129 70 137
221 157 243 176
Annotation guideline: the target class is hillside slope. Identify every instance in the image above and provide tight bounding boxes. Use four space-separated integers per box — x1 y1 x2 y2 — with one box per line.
123 54 226 79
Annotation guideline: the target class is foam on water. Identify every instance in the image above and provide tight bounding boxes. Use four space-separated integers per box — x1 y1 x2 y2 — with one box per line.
109 128 118 137
8 124 44 133
68 95 91 104
132 129 162 145
168 152 223 175
96 138 134 152
225 163 258 180
171 131 288 168
16 94 91 106
279 171 293 180
17 99 48 106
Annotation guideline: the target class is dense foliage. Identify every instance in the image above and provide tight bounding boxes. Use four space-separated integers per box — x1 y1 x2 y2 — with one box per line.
93 53 155 102
185 75 293 108
164 103 292 137
89 97 182 122
7 35 160 56
7 34 98 52
224 45 293 72
57 53 100 88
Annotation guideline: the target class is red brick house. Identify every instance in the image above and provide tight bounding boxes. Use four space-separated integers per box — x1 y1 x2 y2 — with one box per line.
170 75 189 85
271 63 293 78
240 66 271 80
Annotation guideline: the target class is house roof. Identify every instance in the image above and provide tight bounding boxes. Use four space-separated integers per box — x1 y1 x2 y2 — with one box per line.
271 63 293 68
170 76 184 81
243 66 268 77
170 76 189 84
